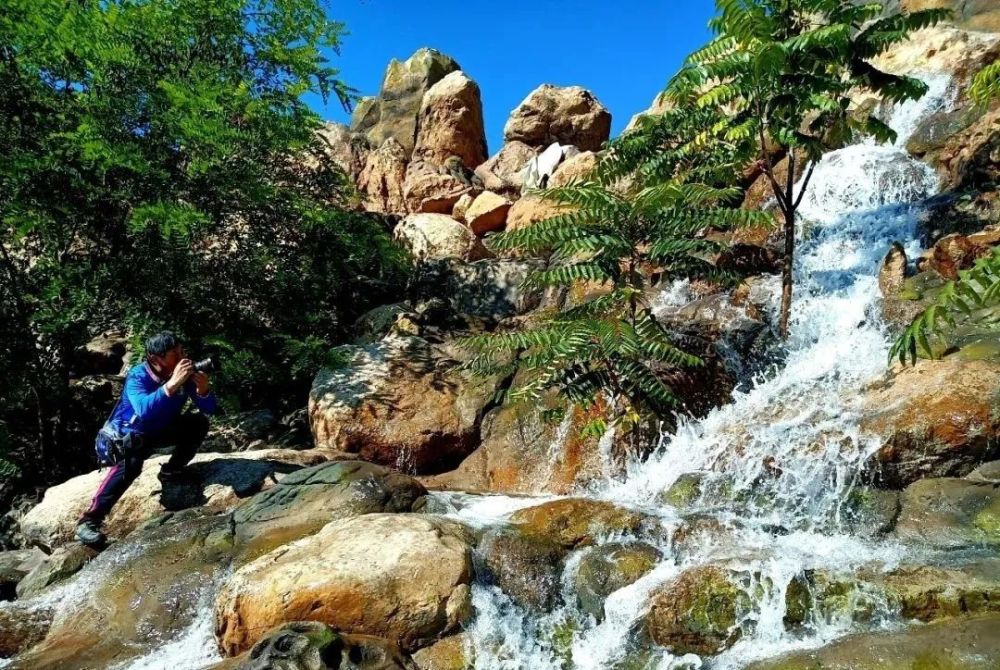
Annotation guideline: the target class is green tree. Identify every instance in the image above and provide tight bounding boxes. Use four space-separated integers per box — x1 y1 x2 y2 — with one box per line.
462 107 770 435
0 0 404 483
669 0 947 338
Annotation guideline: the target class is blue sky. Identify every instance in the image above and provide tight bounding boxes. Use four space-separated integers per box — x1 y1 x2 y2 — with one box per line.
306 1 718 152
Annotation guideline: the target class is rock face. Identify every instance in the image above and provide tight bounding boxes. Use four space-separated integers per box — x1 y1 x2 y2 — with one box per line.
19 448 332 550
309 335 495 473
357 138 409 214
231 460 427 561
214 514 473 656
413 71 487 169
646 566 750 656
474 141 538 198
315 122 370 182
503 84 611 152
860 357 1000 488
393 213 490 261
409 258 544 320
894 477 1000 550
361 48 461 156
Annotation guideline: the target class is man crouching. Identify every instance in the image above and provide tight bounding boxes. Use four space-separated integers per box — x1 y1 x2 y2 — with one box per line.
76 331 217 546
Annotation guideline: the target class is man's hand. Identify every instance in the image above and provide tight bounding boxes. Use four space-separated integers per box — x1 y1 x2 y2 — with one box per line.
192 371 210 396
165 359 194 396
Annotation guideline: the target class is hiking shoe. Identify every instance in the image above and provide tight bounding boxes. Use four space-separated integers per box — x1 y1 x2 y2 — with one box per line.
75 519 106 547
157 465 196 483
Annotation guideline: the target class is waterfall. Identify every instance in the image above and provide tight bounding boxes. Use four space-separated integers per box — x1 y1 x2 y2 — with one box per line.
460 73 956 670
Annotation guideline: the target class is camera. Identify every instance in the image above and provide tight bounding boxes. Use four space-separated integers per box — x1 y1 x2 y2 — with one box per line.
193 357 218 374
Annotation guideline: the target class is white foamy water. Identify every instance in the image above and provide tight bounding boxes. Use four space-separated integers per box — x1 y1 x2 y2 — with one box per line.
463 74 953 670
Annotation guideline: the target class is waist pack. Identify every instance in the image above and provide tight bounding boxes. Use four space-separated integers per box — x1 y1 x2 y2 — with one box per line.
94 423 145 466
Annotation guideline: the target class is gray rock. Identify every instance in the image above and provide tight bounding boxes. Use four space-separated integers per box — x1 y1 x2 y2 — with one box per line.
969 460 1000 482
894 477 1000 550
478 526 565 612
16 543 99 599
411 258 544 320
229 621 415 670
0 547 45 600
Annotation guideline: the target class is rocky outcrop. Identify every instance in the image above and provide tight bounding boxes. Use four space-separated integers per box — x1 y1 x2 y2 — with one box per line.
231 460 427 561
19 448 332 551
860 357 1000 488
464 191 512 235
575 542 661 621
474 141 538 198
309 335 496 473
409 258 544 320
358 49 461 156
402 160 479 214
503 85 611 152
393 213 490 261
412 71 487 169
214 514 473 656
646 566 751 656
894 477 1000 550
315 122 371 183
358 138 409 214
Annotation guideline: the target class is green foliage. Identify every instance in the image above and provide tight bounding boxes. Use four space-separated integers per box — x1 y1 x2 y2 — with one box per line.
670 0 947 337
0 0 405 482
889 248 1000 366
462 107 772 431
970 58 1000 107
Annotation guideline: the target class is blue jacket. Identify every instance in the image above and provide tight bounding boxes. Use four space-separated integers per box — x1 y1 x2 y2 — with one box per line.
108 362 217 436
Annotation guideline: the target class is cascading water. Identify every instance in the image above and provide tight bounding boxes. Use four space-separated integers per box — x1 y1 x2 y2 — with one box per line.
453 72 958 670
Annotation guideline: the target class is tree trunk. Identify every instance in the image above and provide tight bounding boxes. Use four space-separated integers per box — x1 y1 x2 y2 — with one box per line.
779 206 795 339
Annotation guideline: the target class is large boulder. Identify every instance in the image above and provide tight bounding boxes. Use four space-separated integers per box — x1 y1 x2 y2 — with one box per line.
503 85 611 152
575 543 661 621
231 460 427 562
394 213 490 261
19 448 333 551
748 614 1000 670
402 160 479 214
645 565 751 656
412 71 488 169
894 477 1000 550
549 150 598 187
464 191 512 235
409 258 544 320
478 525 566 612
15 543 98 599
309 335 495 474
474 141 538 199
860 357 1000 488
357 138 409 214
411 634 471 670
214 514 473 656
361 48 461 156
71 330 130 376
505 194 572 233
508 498 650 549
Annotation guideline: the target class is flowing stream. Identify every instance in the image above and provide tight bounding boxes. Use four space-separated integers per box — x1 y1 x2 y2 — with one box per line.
438 73 958 670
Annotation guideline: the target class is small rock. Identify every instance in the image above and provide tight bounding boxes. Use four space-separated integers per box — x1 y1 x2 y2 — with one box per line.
412 633 472 670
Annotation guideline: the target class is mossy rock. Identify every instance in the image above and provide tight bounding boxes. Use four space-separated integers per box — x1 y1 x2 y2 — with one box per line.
894 478 1000 550
478 525 565 612
659 473 707 509
840 487 901 535
783 570 883 630
575 542 662 621
508 498 650 549
646 565 752 655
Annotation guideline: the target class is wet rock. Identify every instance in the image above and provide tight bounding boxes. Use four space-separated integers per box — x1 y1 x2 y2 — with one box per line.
478 525 565 612
15 543 98 599
659 473 707 509
364 49 461 156
309 335 496 474
840 486 901 535
231 460 426 562
907 105 984 157
215 514 473 656
504 85 611 152
749 613 1000 670
411 634 471 670
412 71 487 169
646 565 751 656
474 141 537 199
575 543 661 621
883 560 1000 622
0 547 45 600
509 498 650 549
968 459 1000 482
861 357 1000 488
19 448 330 550
394 213 491 261
877 242 907 303
0 601 53 657
894 477 1000 550
216 621 415 670
464 191 512 235
409 258 544 320
357 138 409 214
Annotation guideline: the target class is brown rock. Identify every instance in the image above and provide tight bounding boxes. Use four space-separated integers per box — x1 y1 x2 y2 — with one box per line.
861 357 1000 488
503 84 611 152
309 335 495 473
920 227 1000 279
394 213 491 261
549 150 598 187
878 242 908 299
575 543 662 620
403 161 478 214
474 141 538 198
214 514 473 656
505 194 572 233
742 152 805 211
0 602 53 657
412 634 472 670
351 96 381 134
314 122 371 182
894 477 1000 550
413 71 487 169
464 191 512 235
478 525 566 612
452 193 474 223
357 138 409 214
509 498 649 548
72 330 130 376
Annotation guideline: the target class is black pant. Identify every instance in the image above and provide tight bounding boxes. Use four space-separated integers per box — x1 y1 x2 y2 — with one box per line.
81 413 209 525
